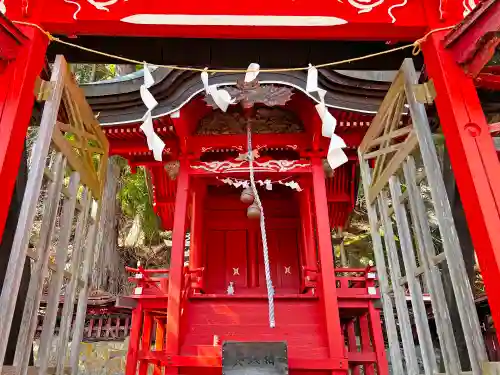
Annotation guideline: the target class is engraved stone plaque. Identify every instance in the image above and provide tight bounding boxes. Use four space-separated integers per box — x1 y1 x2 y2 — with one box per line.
222 341 288 375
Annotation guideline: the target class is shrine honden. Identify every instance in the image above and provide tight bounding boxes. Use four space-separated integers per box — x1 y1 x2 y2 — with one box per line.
0 0 499 374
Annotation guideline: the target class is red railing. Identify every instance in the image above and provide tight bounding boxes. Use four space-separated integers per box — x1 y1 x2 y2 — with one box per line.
126 266 170 296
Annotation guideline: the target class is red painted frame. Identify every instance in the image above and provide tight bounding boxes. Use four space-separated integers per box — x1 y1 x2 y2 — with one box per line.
444 0 500 77
1 0 500 372
0 14 29 61
0 26 48 240
3 0 468 40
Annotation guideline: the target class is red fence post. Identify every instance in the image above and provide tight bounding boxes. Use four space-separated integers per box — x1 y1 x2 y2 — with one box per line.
311 157 348 374
126 303 143 375
422 31 500 342
0 26 48 240
165 158 190 374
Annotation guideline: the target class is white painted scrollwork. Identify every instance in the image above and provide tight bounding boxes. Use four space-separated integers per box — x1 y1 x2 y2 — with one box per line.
463 0 477 17
347 0 385 14
345 0 408 23
64 0 121 20
87 0 118 11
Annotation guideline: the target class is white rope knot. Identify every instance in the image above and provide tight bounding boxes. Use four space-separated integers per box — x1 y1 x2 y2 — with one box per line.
246 122 276 328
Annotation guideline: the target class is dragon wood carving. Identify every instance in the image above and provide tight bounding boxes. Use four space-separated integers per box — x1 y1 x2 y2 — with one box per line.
196 107 305 135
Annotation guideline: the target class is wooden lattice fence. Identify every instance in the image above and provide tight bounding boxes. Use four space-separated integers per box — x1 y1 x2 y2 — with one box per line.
0 55 109 375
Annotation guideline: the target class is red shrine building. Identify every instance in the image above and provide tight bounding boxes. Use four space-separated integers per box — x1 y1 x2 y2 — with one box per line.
86 68 383 374
0 0 500 375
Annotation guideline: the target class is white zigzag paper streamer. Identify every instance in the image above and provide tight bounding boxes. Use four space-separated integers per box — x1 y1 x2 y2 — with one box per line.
139 64 165 161
245 63 260 83
201 68 235 112
306 64 348 170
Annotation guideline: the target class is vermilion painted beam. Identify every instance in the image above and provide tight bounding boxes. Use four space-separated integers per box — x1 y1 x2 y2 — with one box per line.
139 350 352 369
165 158 190 374
423 31 500 343
2 0 434 40
475 73 500 91
489 122 500 134
0 26 49 240
444 0 500 77
108 138 178 155
0 14 28 60
188 132 364 157
188 133 310 156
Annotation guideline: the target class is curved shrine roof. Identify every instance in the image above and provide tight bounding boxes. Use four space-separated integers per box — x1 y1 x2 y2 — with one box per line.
82 68 391 230
83 66 498 230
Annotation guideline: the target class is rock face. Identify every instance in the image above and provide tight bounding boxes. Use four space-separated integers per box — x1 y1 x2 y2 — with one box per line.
33 338 129 375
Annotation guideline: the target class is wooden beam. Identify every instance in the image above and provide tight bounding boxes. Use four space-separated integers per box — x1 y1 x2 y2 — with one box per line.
444 0 500 77
115 296 138 310
0 14 29 60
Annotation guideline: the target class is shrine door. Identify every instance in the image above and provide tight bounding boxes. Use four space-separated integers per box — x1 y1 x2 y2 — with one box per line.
202 186 302 295
204 229 249 294
204 227 301 294
257 227 301 294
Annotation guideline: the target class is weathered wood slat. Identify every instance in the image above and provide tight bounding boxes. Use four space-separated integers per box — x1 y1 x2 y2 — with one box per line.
401 58 487 372
0 56 68 374
403 156 461 373
358 70 405 153
56 188 92 375
377 192 419 375
367 132 418 204
367 125 413 149
14 154 66 375
70 202 100 375
388 175 437 375
25 248 84 287
360 57 489 375
371 91 407 184
51 126 100 199
1 366 70 375
363 143 404 160
358 159 404 375
0 54 110 375
38 173 80 375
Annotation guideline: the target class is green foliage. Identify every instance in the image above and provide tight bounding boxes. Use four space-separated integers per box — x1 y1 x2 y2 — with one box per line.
117 165 161 245
72 64 117 84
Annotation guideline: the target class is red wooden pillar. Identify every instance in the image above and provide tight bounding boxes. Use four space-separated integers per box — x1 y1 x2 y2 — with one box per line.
311 157 348 373
165 158 190 374
154 318 166 375
358 314 375 375
0 26 49 240
422 32 500 341
126 303 143 375
368 303 387 374
346 321 360 375
139 313 153 375
189 180 205 270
